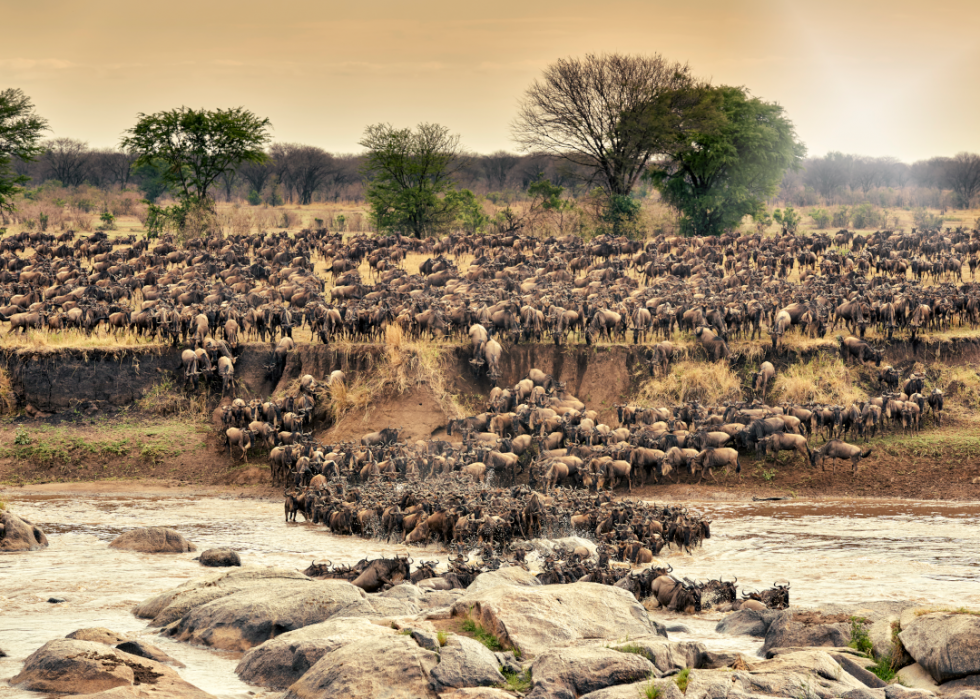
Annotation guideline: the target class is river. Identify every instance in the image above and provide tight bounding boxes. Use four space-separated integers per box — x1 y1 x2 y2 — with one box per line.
2 491 979 698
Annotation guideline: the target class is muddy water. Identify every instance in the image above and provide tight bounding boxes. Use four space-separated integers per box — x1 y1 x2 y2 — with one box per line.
2 493 980 697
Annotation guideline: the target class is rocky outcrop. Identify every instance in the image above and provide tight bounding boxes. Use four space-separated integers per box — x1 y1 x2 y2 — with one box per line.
197 548 241 567
452 582 666 656
762 613 852 656
580 679 686 699
900 612 980 683
430 636 506 691
166 579 368 651
109 527 195 553
235 617 397 689
526 646 656 698
9 638 212 698
281 635 440 699
464 566 541 595
610 638 706 675
0 511 48 551
716 608 782 637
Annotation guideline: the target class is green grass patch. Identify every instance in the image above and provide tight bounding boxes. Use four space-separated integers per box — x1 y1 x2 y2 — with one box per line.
437 631 448 647
461 618 504 652
499 668 532 693
675 668 691 693
869 654 897 683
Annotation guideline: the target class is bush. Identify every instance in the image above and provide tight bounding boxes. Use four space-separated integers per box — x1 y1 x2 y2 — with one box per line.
832 206 850 228
913 207 944 230
809 208 831 229
851 202 886 229
246 189 262 206
773 206 801 233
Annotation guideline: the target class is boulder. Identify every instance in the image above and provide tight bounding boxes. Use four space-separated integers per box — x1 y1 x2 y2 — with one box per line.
438 690 516 699
109 527 195 553
840 689 887 699
282 635 439 699
9 638 212 698
0 511 48 551
762 613 852 655
900 612 980 683
831 653 889 689
236 617 396 689
941 675 980 693
134 567 311 625
198 548 241 567
466 567 541 595
897 663 940 691
527 646 656 699
580 679 686 699
66 628 130 645
944 692 980 699
431 635 506 690
452 582 665 656
167 579 368 651
115 640 185 668
716 608 783 637
728 650 868 699
381 583 425 602
366 596 421 619
610 638 706 675
869 616 913 669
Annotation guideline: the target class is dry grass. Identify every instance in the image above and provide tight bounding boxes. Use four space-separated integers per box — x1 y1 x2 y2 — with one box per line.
770 354 867 405
0 328 159 351
637 360 743 406
0 366 17 414
135 377 210 420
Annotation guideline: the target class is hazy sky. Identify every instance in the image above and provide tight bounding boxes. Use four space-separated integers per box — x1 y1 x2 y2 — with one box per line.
3 0 978 161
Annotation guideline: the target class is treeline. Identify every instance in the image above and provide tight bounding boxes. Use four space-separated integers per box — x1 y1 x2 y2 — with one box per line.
12 138 595 205
780 152 980 210
13 137 980 215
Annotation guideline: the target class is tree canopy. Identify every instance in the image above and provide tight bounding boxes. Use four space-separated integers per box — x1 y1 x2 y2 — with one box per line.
360 122 466 237
512 53 710 197
0 88 49 217
121 106 271 205
646 86 805 236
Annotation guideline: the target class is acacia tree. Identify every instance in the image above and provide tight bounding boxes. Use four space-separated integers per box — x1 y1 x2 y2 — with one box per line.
646 85 805 237
512 53 706 197
121 106 271 207
360 123 465 237
0 88 49 218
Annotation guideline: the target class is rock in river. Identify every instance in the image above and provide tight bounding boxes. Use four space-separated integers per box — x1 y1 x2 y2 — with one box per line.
197 548 241 567
0 511 48 551
451 581 665 656
109 527 196 553
10 638 212 698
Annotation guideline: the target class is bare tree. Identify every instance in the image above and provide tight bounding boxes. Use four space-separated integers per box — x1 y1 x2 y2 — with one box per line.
481 151 519 191
940 153 980 208
87 149 135 189
42 137 90 187
218 169 239 201
276 144 335 205
239 158 273 196
512 53 700 196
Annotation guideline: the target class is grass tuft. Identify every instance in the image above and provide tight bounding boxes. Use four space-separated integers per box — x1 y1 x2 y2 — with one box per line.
499 668 532 693
461 618 504 652
675 668 691 694
641 680 662 699
437 630 449 647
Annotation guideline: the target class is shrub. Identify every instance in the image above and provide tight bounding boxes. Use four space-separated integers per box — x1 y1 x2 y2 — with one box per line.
246 189 262 206
851 202 886 229
849 617 873 655
809 208 831 229
499 668 532 693
912 207 944 230
832 206 850 228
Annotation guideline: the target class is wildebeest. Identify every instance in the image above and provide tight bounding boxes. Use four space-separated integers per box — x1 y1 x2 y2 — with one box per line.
810 439 872 473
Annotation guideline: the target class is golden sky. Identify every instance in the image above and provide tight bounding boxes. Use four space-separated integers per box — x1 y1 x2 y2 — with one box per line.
2 0 978 161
